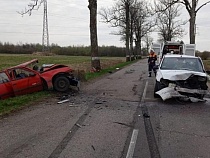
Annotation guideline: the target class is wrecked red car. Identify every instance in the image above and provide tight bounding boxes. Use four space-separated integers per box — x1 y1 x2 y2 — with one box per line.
0 59 79 99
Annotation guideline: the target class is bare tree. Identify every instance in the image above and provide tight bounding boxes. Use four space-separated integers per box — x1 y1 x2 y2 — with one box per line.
142 34 153 55
164 0 210 44
99 0 136 61
99 0 155 60
18 0 44 15
88 0 101 71
132 1 156 57
19 0 101 71
155 0 185 41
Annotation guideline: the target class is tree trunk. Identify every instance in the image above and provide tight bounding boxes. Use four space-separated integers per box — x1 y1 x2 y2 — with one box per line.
125 2 130 61
135 39 141 58
189 16 196 44
134 25 141 58
130 20 134 60
189 0 196 44
88 0 101 71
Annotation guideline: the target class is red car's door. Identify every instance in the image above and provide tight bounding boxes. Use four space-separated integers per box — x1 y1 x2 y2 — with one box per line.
0 72 14 99
9 68 43 96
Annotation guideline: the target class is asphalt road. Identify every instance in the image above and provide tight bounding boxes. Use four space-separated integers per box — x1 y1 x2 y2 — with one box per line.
0 59 210 158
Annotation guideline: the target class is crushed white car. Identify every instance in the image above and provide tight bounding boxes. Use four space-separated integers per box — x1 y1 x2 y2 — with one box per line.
154 54 210 102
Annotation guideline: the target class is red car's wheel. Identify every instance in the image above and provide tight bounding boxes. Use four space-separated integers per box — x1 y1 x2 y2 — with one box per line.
53 76 70 92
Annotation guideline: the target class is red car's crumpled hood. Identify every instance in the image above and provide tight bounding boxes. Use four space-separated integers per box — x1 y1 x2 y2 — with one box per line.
11 59 73 72
13 59 38 68
41 64 72 72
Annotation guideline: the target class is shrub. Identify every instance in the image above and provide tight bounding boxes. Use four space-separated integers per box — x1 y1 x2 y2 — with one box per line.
201 51 210 60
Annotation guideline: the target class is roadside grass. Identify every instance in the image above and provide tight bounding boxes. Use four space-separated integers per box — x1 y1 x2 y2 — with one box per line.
85 60 136 80
0 54 137 116
203 59 210 71
203 60 210 90
0 91 50 116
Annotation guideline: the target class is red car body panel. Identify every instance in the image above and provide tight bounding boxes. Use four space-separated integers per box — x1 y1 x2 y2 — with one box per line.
0 59 76 100
0 81 14 99
40 66 72 89
10 70 43 96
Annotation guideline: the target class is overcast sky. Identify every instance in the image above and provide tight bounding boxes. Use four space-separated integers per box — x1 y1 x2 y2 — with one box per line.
0 0 210 51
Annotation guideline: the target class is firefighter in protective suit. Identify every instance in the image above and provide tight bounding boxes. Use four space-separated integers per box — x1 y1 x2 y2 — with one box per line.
148 49 157 77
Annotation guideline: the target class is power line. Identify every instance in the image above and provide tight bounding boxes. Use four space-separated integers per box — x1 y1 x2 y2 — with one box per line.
0 11 89 22
0 32 89 36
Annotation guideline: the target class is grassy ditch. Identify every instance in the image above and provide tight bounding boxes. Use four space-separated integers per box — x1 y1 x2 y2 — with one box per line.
85 60 135 80
0 54 137 116
0 91 50 117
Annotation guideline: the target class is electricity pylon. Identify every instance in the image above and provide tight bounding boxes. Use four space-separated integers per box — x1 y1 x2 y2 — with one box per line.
42 0 50 52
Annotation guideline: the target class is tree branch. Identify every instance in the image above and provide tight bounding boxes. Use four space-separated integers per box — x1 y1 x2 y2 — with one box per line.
196 1 210 13
17 0 44 16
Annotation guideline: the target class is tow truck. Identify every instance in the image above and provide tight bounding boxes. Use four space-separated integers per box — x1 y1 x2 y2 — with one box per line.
151 41 196 64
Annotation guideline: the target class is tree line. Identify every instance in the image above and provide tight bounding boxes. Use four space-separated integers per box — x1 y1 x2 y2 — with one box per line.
0 42 127 57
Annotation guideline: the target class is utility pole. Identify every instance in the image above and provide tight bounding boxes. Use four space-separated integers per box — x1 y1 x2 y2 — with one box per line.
42 0 50 52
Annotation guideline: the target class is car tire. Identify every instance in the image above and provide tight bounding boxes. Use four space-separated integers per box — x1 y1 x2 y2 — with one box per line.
154 81 161 98
53 76 70 92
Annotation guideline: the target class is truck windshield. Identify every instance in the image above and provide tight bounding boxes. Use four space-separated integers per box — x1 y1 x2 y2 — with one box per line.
160 57 204 72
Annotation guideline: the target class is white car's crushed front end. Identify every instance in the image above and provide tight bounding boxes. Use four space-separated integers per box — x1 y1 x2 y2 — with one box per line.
155 70 209 102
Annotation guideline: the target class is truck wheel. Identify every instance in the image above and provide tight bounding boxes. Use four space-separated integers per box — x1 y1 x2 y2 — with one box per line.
53 76 70 92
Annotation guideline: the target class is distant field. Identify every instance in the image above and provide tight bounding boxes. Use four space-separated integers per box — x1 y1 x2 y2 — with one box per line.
0 54 126 72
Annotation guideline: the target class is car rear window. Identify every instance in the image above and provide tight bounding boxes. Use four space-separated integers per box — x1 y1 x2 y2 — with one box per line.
160 57 204 72
0 72 10 84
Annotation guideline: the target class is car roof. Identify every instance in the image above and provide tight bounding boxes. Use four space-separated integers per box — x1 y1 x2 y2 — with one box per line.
164 54 198 59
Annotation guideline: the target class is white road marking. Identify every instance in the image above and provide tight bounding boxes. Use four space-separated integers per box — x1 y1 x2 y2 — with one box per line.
142 81 148 103
125 81 148 158
126 129 139 158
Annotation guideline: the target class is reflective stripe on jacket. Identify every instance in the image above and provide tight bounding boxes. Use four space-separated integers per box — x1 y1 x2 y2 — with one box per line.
148 54 157 64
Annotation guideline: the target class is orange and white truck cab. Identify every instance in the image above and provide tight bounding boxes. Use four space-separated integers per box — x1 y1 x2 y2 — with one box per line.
151 41 196 64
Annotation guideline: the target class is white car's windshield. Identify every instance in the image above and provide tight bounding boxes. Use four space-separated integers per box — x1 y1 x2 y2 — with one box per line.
160 57 204 72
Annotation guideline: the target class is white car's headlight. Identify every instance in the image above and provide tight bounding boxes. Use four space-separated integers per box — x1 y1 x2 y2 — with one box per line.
160 78 169 86
197 76 207 82
207 75 210 81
